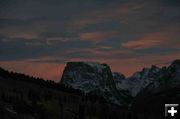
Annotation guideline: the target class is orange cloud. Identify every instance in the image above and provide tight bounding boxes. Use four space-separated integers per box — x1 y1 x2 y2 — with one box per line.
9 32 38 39
122 30 180 50
79 31 118 42
122 39 162 49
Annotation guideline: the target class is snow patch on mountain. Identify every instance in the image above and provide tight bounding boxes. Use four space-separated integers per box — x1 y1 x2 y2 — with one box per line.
60 60 180 105
60 62 127 105
114 65 161 97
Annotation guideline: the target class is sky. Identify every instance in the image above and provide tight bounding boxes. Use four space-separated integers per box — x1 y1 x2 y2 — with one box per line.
0 0 180 82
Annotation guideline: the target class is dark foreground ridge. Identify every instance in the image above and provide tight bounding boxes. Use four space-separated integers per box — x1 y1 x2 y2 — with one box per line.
0 59 180 119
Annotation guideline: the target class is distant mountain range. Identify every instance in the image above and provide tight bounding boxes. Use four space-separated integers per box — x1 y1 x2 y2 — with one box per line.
60 60 180 106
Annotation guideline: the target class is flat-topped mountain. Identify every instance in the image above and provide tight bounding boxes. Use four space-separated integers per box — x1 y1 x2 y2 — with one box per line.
60 62 130 105
60 62 114 93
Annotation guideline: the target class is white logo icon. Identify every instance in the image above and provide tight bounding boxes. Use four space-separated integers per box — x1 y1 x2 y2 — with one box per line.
165 104 179 117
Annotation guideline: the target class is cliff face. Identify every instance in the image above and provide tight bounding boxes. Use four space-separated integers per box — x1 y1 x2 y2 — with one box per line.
131 60 180 119
115 65 162 97
60 62 130 105
61 62 114 92
60 60 180 107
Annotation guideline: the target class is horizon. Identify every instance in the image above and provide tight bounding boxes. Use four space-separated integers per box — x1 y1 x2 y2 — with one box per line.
0 59 176 82
0 0 180 81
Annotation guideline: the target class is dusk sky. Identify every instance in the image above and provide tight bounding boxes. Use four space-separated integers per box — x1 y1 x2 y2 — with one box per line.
0 0 180 82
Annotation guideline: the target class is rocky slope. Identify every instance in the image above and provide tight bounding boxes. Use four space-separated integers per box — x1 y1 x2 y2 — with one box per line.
60 62 130 105
136 60 180 96
115 65 162 97
60 60 180 106
131 60 180 119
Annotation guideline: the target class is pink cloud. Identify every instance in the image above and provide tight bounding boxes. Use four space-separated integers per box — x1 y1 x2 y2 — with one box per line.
122 29 180 50
79 31 119 42
122 39 162 50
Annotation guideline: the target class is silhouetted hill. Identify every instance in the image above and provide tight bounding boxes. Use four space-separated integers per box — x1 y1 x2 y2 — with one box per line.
0 67 130 119
0 67 84 95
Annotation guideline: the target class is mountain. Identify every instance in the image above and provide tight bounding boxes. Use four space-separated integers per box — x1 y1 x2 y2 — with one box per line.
136 60 180 96
131 60 180 119
114 65 162 97
60 62 130 105
60 60 180 105
112 72 125 82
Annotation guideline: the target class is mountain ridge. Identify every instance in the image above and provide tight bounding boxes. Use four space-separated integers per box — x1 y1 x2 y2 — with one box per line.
60 59 180 105
60 62 130 105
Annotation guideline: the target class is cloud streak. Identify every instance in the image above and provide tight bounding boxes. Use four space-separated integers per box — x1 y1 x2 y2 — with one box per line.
122 28 180 50
0 0 179 81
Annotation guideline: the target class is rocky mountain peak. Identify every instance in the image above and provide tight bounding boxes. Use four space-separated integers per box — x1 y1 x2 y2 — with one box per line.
130 65 161 80
115 65 162 97
171 59 180 66
169 60 180 70
134 60 180 102
60 62 127 105
113 72 126 81
60 60 180 104
60 62 114 89
166 59 180 84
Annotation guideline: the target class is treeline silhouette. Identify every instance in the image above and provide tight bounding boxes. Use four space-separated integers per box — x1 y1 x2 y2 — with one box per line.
0 67 108 102
0 67 134 119
0 67 84 94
